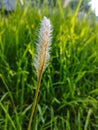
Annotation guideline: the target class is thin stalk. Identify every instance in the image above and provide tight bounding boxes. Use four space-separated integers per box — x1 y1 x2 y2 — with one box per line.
27 72 42 130
28 16 52 130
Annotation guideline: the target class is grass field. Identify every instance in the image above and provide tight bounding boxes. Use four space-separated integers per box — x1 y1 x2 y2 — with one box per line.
0 1 98 130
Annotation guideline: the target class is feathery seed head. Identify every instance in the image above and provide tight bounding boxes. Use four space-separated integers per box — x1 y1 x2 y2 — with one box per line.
34 16 52 78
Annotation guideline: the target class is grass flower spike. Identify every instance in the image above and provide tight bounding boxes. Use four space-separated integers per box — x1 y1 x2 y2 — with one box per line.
28 16 52 130
34 16 52 78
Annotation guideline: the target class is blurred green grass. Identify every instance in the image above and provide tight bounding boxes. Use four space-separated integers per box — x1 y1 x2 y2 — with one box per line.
0 1 98 130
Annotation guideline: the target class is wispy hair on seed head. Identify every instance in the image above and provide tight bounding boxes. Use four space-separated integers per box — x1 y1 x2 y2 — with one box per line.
34 16 52 78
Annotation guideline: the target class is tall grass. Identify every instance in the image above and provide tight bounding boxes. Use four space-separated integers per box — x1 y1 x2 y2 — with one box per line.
0 0 98 130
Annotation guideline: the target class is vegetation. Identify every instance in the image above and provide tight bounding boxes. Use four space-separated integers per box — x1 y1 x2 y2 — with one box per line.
0 0 98 130
70 0 91 12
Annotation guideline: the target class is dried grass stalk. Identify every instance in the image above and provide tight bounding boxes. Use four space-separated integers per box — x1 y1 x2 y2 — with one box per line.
28 16 52 130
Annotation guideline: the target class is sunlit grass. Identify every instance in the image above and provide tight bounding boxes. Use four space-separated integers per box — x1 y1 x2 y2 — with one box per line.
0 1 98 130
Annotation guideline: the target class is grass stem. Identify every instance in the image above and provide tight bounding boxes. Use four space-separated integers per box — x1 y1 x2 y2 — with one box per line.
27 73 42 130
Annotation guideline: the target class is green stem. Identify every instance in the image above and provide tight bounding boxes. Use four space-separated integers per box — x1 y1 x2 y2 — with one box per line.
27 73 42 130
